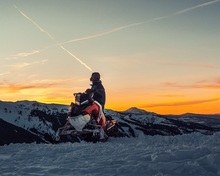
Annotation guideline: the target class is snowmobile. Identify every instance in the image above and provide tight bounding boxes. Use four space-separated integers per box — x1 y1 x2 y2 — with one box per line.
55 91 121 143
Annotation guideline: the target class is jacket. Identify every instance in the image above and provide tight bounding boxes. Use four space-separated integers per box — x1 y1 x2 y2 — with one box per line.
91 80 106 110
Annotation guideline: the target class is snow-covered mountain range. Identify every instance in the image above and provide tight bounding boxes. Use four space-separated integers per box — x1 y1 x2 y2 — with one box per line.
1 100 220 146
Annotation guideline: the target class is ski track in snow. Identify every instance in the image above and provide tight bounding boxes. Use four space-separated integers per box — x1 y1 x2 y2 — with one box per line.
1 133 220 176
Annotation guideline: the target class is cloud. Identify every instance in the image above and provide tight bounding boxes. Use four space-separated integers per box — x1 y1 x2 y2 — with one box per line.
0 79 70 93
0 84 44 93
0 78 76 105
8 60 48 72
143 97 220 108
156 62 220 69
1 49 46 62
161 82 179 87
154 94 184 98
161 78 220 89
0 72 10 76
0 60 48 78
11 50 40 58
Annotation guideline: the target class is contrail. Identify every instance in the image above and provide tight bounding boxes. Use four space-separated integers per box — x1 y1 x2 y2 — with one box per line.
58 44 92 71
13 0 219 64
14 5 54 40
14 5 92 71
41 16 166 47
59 22 146 45
59 0 220 45
174 0 220 15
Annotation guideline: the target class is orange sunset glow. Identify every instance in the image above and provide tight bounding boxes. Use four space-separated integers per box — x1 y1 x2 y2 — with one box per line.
1 1 220 115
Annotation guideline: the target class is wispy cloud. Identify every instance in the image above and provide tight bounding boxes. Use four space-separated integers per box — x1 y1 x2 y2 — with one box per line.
11 50 41 58
14 5 92 71
12 59 48 69
0 59 48 77
154 94 185 98
0 72 10 76
156 62 220 69
0 84 46 93
144 97 220 108
0 78 70 93
161 78 220 89
0 81 73 104
1 50 44 62
0 83 47 93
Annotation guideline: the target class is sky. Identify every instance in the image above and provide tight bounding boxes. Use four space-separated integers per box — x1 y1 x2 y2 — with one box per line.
0 0 220 115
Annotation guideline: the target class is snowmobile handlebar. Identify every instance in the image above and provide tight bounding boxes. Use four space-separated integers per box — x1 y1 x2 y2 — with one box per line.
73 91 94 106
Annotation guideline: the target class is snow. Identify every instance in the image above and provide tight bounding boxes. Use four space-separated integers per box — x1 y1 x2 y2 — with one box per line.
1 133 220 176
1 101 220 175
0 101 69 137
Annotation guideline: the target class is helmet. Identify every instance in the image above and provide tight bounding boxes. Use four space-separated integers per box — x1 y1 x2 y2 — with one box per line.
90 72 100 82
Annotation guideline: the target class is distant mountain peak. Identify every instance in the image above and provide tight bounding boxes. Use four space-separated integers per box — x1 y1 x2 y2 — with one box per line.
124 107 149 114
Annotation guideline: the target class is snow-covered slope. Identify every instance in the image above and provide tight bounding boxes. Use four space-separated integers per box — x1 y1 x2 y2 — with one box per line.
1 100 220 145
0 132 220 176
0 100 68 138
1 101 220 175
0 118 45 145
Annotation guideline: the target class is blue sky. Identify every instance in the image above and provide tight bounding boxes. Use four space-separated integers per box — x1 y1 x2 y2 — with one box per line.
1 0 220 114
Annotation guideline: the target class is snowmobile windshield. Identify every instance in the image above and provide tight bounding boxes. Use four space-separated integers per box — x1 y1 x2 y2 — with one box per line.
74 93 91 106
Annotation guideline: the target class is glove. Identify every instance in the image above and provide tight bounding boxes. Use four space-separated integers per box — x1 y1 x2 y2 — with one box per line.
85 89 93 94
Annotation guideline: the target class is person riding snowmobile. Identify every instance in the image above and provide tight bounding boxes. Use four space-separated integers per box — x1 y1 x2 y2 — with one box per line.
86 72 106 111
54 72 121 143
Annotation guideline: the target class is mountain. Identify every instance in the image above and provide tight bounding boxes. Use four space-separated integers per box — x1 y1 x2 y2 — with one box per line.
0 118 45 145
1 100 220 145
0 100 68 145
123 107 151 114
